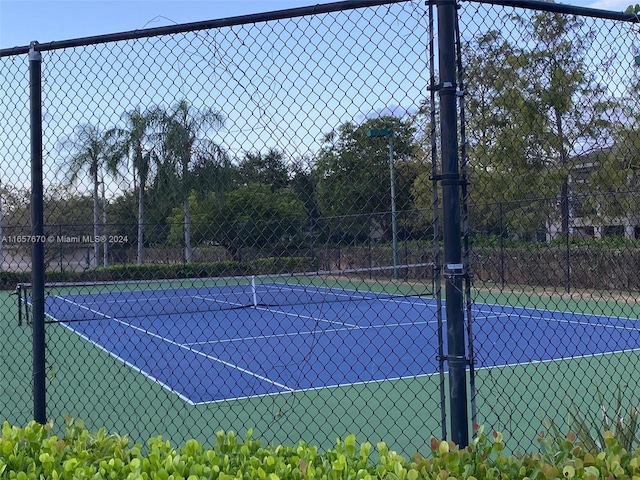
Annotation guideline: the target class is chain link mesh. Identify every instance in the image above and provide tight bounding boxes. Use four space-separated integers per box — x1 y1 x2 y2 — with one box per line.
461 2 640 451
1 0 639 455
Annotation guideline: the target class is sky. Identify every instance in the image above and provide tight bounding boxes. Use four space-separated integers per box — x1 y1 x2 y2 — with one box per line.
0 1 322 49
0 0 635 50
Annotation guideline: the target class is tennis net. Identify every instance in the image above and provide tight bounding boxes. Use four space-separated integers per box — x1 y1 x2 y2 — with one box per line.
17 263 435 325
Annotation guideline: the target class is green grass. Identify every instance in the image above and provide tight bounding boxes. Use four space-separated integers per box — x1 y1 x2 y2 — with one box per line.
472 284 640 319
473 350 640 454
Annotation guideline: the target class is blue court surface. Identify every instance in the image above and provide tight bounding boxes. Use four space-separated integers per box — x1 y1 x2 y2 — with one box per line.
41 283 640 404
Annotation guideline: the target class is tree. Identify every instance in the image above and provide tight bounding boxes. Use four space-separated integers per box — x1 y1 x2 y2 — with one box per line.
459 14 614 239
0 183 32 270
162 100 225 262
43 188 94 271
0 183 3 269
168 183 307 261
289 156 320 238
523 12 614 236
453 29 555 238
238 149 289 190
2 185 95 271
107 191 138 264
113 106 164 264
313 116 419 242
190 143 238 201
58 123 120 267
0 184 30 235
403 99 439 239
584 78 640 225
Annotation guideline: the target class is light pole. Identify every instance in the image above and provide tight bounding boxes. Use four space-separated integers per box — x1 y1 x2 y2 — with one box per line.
366 128 398 279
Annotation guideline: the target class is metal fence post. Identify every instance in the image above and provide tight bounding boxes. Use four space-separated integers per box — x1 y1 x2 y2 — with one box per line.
436 0 469 447
29 40 46 424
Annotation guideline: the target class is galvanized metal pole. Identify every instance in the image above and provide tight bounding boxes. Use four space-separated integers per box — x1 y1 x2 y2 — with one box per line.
436 0 469 447
366 128 398 278
29 41 47 424
388 132 399 279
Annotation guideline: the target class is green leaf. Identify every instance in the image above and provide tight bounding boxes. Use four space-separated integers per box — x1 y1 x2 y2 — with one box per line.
2 440 13 455
345 435 356 458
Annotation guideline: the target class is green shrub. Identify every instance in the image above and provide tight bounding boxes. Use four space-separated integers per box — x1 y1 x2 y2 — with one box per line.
564 386 638 452
0 271 30 290
415 424 640 480
0 417 389 480
0 257 317 290
5 419 640 479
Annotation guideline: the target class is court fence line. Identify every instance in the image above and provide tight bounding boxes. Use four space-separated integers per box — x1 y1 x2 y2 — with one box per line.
0 0 639 455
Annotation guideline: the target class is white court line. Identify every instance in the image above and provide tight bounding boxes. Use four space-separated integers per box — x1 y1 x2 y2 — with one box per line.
470 298 640 323
185 320 435 347
181 297 437 347
270 283 437 308
76 283 433 305
53 295 296 395
472 310 640 332
193 294 247 309
55 321 197 405
252 304 360 328
187 346 640 406
50 291 439 403
88 299 640 334
473 346 640 372
63 286 640 331
68 292 242 306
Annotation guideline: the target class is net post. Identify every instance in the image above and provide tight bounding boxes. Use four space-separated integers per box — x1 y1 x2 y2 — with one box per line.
24 286 31 325
251 276 258 307
29 40 47 425
16 284 23 326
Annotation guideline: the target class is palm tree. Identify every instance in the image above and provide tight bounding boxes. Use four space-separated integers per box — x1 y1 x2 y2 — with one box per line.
162 100 224 263
114 106 163 264
59 123 119 268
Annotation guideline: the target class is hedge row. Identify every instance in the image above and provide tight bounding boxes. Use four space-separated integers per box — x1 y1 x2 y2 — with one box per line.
472 246 640 291
1 419 640 479
0 256 317 290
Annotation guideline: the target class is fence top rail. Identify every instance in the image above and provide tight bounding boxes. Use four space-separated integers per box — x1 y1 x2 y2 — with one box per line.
0 0 406 58
3 0 637 58
460 0 640 22
3 0 636 58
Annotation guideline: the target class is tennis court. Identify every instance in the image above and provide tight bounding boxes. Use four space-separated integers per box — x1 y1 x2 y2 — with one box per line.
18 271 640 406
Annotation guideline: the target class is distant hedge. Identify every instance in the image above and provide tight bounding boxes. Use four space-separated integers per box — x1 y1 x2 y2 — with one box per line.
472 246 640 291
0 256 317 290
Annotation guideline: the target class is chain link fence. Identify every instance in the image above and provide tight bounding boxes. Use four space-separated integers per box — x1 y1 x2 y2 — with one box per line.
462 1 640 451
1 0 640 456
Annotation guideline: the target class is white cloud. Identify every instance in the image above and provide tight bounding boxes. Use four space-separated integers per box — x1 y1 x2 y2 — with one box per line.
357 105 418 122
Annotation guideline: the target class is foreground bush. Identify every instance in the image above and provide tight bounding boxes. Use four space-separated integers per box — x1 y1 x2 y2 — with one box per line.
3 419 640 479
